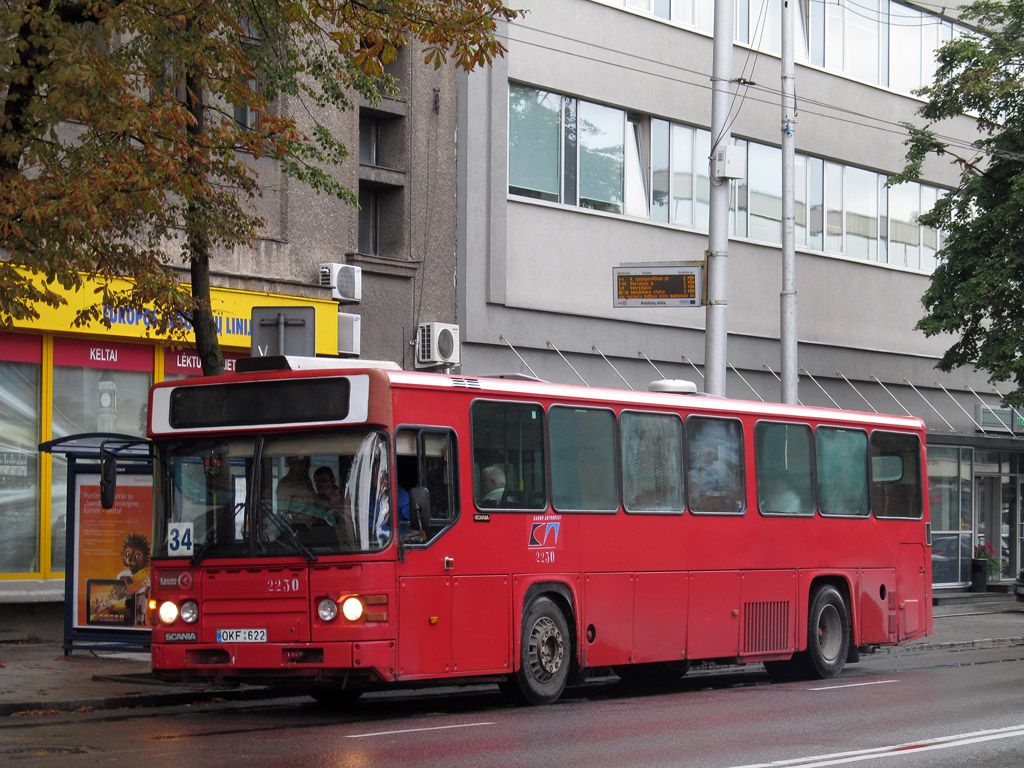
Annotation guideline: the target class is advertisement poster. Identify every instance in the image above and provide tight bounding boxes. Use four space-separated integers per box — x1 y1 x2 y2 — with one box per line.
73 473 154 632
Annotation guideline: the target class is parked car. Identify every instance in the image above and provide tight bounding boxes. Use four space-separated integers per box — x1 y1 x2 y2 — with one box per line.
1015 569 1024 602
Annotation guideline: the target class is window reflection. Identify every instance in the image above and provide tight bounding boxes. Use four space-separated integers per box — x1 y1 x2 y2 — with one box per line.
0 351 41 574
845 166 878 262
506 82 944 274
579 101 625 214
748 142 782 244
889 182 920 268
508 83 561 201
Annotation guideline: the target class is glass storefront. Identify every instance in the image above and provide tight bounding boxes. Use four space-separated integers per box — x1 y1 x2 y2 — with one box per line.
0 335 42 575
929 445 1024 586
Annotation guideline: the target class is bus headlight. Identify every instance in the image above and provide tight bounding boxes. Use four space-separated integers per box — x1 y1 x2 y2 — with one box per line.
317 597 339 623
180 600 199 624
341 596 364 622
158 601 179 624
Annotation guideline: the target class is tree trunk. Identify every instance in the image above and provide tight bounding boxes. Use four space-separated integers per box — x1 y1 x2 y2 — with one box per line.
184 68 224 377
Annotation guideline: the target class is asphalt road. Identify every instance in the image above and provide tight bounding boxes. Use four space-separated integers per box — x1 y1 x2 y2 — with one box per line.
4 642 1024 767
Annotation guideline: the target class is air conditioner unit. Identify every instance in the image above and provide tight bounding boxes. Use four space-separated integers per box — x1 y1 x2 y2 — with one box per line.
319 263 362 303
416 322 460 368
338 312 361 356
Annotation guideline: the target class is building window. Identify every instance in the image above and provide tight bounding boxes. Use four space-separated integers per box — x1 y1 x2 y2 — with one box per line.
578 101 625 214
888 181 920 269
508 83 561 202
845 166 879 262
50 339 153 572
507 82 943 273
0 334 41 575
358 184 378 255
748 142 782 244
359 114 380 165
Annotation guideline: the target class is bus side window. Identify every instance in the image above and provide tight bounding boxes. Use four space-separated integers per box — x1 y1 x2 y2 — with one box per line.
550 406 619 513
621 411 684 513
816 427 870 517
470 401 547 510
755 421 815 516
685 416 745 514
395 428 457 543
870 431 923 519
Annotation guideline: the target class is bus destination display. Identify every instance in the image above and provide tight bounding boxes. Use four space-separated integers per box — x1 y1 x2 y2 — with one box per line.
613 265 703 307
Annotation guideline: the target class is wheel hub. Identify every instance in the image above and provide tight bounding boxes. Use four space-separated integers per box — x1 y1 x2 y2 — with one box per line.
529 616 564 679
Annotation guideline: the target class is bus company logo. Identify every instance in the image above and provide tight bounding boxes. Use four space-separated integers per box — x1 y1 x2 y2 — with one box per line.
160 572 194 589
164 631 198 642
529 521 560 548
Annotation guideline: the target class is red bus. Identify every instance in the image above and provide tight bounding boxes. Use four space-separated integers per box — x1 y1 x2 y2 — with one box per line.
139 357 931 705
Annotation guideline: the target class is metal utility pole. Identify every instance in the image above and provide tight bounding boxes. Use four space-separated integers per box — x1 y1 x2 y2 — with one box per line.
704 0 734 397
780 0 798 403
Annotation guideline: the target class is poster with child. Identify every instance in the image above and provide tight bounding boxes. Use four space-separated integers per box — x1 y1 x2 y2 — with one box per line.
73 473 153 631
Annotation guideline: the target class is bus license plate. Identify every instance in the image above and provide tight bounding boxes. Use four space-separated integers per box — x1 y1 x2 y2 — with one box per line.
216 628 266 643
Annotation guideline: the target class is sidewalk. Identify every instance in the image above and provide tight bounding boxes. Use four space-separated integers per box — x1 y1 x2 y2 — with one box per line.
2 595 1022 717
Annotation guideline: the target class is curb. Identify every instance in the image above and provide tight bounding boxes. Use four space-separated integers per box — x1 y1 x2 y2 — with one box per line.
881 636 1024 654
0 681 278 718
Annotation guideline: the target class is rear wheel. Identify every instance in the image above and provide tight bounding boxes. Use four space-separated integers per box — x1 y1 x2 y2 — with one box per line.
805 585 850 679
501 596 572 706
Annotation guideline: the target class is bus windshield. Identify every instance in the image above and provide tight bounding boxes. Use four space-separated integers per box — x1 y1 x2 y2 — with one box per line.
153 430 393 560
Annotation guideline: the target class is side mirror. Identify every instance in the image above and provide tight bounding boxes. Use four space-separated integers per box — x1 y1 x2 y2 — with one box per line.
408 486 430 532
100 453 117 509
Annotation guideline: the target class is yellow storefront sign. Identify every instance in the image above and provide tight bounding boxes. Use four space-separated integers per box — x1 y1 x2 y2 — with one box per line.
11 270 338 354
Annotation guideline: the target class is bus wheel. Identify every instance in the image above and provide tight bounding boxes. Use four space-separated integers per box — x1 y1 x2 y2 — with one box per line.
805 585 850 679
503 596 571 706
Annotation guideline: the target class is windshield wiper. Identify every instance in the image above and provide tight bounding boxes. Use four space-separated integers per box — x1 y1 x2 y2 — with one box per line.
190 502 245 565
262 508 318 562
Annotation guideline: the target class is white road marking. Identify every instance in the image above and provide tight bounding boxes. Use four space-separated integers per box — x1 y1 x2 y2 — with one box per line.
729 724 1024 767
345 721 495 739
808 679 899 691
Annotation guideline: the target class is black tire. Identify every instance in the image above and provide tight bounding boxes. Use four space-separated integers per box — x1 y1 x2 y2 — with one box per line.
805 584 850 679
502 596 572 706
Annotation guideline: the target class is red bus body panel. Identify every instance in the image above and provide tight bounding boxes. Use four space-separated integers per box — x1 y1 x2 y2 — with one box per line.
148 367 933 688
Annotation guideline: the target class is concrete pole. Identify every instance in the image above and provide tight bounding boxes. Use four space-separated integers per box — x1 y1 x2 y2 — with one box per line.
780 0 798 404
704 0 734 397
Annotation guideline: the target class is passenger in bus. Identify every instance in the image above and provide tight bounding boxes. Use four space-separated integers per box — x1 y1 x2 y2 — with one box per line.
277 456 317 506
312 465 356 544
276 456 332 526
314 465 342 507
482 465 506 502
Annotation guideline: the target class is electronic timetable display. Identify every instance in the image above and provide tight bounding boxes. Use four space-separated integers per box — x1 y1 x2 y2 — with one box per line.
613 264 703 307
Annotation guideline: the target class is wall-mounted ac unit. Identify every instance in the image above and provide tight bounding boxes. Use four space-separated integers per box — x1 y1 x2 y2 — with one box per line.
320 263 362 303
416 322 460 368
338 312 361 356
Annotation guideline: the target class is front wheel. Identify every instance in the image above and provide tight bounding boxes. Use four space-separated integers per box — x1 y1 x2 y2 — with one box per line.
501 596 572 706
805 585 850 679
